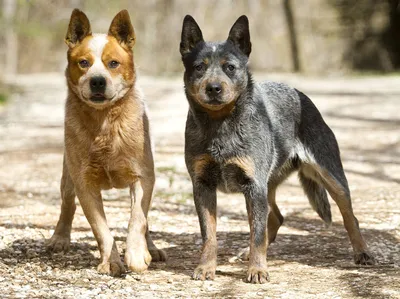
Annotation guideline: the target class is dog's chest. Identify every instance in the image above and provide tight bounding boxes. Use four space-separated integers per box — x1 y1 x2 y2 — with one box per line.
85 126 139 189
218 156 255 193
217 164 245 193
193 153 255 194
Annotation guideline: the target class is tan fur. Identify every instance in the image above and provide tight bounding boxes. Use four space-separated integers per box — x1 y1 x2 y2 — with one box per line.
226 156 255 179
205 99 236 119
64 89 152 189
246 198 270 284
192 154 214 179
193 154 255 179
192 207 217 280
47 9 165 277
186 76 238 118
311 164 369 255
65 9 91 48
266 187 283 244
103 36 135 82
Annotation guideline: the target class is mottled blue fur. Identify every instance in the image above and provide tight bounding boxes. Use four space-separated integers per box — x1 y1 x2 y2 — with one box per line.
180 15 374 283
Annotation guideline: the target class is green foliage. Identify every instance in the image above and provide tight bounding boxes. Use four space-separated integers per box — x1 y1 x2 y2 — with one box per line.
0 94 6 104
0 82 7 104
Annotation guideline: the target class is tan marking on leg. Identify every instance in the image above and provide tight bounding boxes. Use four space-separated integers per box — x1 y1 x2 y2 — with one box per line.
247 210 269 284
193 154 214 178
199 211 217 264
245 198 270 284
310 163 374 264
226 156 255 179
193 202 217 281
267 187 283 244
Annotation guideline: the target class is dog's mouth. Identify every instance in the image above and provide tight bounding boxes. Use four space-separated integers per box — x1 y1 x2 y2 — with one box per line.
207 99 223 105
90 93 107 102
80 91 120 109
201 92 237 110
201 99 226 110
196 99 233 112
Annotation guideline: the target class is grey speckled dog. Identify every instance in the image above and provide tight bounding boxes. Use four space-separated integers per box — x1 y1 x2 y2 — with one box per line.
180 15 375 284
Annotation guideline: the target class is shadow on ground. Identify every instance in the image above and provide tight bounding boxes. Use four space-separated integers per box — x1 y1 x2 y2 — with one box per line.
1 208 398 298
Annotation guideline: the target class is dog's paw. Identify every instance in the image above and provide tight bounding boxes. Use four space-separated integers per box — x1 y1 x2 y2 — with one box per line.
125 248 152 273
246 266 270 284
237 247 250 261
149 248 167 262
46 235 70 253
192 262 216 281
97 258 125 277
354 252 375 265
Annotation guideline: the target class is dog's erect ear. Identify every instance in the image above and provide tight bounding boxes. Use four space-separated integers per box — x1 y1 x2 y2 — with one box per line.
227 15 251 57
108 10 136 49
65 9 92 48
180 15 204 56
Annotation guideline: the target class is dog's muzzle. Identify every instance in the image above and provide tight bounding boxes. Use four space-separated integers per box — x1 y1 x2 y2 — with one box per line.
90 76 107 102
204 82 226 105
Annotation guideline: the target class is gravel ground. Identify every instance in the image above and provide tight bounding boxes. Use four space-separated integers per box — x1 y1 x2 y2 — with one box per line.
0 73 399 298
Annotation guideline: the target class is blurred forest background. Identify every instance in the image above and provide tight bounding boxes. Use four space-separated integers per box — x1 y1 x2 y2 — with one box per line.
0 0 400 76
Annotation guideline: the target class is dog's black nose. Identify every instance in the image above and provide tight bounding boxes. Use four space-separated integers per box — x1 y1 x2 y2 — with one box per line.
206 83 222 97
90 76 106 94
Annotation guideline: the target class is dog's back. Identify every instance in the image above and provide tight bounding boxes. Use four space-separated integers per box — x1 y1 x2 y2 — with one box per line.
256 81 300 156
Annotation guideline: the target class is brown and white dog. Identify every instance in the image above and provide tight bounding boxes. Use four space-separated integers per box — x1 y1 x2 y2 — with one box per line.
46 9 166 276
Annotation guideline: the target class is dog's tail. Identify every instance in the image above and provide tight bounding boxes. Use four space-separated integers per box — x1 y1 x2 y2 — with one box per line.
298 171 332 225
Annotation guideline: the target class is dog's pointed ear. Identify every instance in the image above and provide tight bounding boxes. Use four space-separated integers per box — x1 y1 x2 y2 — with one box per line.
65 9 92 48
227 15 251 57
180 15 204 56
108 10 136 49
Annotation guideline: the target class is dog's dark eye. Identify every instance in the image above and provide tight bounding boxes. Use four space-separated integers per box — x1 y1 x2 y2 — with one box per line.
195 64 204 72
79 59 90 68
108 60 120 69
227 64 235 72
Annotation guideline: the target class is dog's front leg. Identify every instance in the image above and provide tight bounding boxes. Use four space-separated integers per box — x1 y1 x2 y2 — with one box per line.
125 179 153 273
75 186 125 277
192 182 217 281
244 185 270 284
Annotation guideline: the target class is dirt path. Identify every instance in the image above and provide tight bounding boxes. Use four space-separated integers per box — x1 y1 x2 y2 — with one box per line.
0 73 399 298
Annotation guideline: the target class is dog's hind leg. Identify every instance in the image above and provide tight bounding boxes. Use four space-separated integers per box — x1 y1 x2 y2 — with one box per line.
267 186 284 244
299 139 374 265
145 228 167 262
47 156 76 252
297 90 374 265
311 163 374 265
